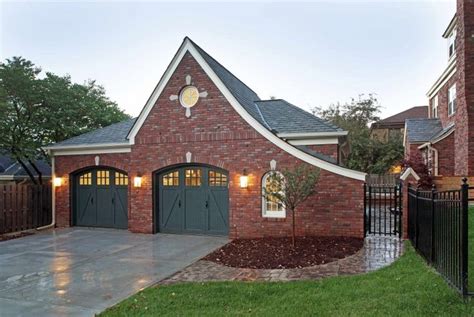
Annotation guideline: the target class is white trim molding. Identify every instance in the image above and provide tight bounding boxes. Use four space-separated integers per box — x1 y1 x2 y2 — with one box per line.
278 131 347 139
427 57 457 98
288 138 339 146
126 38 366 181
46 143 131 156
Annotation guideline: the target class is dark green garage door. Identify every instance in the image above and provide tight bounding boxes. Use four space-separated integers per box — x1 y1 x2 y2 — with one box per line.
157 165 229 235
74 168 128 229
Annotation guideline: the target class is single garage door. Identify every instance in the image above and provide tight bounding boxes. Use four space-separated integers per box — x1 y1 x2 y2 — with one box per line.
74 168 128 229
157 165 229 235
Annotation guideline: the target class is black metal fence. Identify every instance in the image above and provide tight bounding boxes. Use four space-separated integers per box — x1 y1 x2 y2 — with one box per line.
408 178 470 296
364 183 402 237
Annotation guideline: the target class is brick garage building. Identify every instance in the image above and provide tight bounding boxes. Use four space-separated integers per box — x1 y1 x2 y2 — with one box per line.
404 0 474 188
47 38 366 239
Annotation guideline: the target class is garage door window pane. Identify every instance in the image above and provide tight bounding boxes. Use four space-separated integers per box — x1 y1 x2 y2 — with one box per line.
163 171 179 186
79 172 92 186
115 172 128 186
97 170 110 186
209 170 227 187
185 169 201 186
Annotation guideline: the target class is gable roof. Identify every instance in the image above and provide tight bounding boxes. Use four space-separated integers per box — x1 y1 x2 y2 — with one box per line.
405 118 443 143
372 106 428 129
47 118 136 148
49 37 366 181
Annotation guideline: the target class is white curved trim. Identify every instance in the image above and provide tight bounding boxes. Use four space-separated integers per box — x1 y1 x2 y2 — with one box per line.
128 38 366 181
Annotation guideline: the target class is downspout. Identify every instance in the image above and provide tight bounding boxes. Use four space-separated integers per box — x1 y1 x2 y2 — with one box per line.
430 145 439 177
37 152 55 230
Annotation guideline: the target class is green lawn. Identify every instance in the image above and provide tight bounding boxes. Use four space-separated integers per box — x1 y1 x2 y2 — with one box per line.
101 244 474 316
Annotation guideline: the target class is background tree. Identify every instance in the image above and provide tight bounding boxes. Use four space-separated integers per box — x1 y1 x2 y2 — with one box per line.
313 94 404 174
0 57 130 183
264 165 320 247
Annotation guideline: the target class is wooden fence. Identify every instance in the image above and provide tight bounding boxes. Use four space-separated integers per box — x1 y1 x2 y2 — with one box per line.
0 184 52 234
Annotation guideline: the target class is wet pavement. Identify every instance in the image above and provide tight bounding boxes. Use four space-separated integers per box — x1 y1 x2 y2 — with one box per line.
161 235 404 284
0 228 228 317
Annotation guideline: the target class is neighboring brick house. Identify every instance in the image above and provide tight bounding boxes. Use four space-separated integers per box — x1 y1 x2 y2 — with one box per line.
45 37 366 239
405 0 474 185
371 106 427 142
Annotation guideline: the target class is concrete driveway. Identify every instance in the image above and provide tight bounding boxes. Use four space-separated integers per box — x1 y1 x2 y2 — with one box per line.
0 228 228 317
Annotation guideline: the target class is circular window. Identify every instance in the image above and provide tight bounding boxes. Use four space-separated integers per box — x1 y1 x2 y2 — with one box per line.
179 86 200 108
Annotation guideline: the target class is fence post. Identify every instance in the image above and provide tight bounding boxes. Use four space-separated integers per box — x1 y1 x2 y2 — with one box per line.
363 183 367 237
415 187 419 248
461 178 469 296
398 182 403 238
430 184 437 263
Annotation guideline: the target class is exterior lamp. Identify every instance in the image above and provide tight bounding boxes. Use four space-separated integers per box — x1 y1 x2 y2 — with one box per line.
133 175 142 188
53 177 62 187
239 169 249 188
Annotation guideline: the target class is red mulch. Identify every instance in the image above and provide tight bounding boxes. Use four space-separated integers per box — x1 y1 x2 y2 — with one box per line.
0 231 34 242
203 236 364 269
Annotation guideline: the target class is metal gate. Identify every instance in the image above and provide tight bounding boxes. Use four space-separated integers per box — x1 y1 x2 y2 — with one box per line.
364 183 402 237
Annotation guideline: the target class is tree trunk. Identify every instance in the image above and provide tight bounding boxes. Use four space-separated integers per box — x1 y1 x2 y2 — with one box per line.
16 158 38 185
28 159 43 185
291 208 296 248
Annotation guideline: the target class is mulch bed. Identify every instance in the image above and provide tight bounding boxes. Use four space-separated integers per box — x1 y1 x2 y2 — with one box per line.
0 231 35 242
203 236 364 269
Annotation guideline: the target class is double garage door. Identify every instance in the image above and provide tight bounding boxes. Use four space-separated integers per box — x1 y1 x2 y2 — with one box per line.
74 168 128 229
156 165 229 235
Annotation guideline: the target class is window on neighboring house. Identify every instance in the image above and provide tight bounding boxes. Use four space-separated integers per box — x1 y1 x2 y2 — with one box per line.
448 29 456 59
262 171 285 218
448 84 456 116
432 95 438 118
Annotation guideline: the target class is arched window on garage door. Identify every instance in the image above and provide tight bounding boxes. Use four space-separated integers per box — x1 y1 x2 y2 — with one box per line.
74 168 128 229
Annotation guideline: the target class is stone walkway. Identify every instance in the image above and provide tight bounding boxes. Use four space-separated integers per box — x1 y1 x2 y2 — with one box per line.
161 236 404 284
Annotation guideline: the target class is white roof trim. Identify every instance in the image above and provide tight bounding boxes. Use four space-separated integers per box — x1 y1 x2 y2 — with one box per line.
289 138 339 146
277 131 347 139
127 38 366 181
400 167 420 182
427 58 457 98
46 143 131 156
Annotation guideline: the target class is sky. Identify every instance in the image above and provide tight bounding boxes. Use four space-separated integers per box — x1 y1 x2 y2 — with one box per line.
1 0 456 119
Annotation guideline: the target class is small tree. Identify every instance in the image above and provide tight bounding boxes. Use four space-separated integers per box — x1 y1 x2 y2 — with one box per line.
263 165 320 247
402 152 433 189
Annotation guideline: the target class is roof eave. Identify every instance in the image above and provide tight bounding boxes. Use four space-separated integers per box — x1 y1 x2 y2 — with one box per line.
442 14 457 38
277 131 348 139
44 142 131 151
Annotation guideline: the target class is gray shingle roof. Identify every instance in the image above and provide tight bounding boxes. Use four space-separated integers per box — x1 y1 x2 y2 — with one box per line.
50 118 136 147
190 39 342 134
405 118 443 143
255 99 343 134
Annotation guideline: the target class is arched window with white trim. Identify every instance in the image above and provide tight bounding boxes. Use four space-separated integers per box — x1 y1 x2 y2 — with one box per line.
262 171 286 218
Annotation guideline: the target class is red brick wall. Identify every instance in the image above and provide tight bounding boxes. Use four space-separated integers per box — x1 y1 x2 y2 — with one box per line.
54 52 364 239
433 132 455 176
306 144 339 162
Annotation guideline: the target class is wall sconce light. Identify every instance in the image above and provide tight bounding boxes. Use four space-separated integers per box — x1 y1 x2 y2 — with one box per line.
239 169 249 188
53 177 62 187
133 175 142 188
